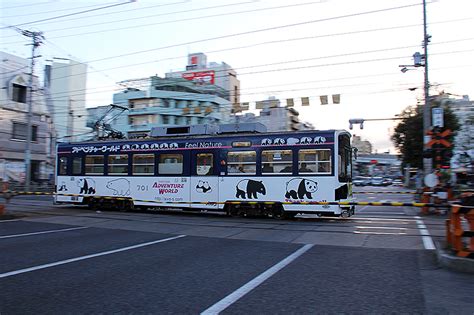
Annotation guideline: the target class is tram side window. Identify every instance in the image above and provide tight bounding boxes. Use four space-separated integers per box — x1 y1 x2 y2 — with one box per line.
158 154 183 175
58 157 68 175
196 153 213 176
261 150 293 174
72 157 82 175
298 149 331 174
85 155 104 175
133 154 154 175
227 151 256 174
108 154 129 175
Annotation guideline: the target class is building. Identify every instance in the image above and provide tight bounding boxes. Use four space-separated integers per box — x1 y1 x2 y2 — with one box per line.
0 52 55 183
165 52 240 106
231 98 313 132
352 135 372 154
445 94 474 172
87 76 232 139
44 58 89 142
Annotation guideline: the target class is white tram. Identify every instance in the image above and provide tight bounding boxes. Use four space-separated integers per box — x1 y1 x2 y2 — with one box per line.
55 124 354 218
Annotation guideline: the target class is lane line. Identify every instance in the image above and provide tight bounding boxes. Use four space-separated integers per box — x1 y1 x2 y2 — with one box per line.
414 216 435 250
0 235 186 279
0 219 21 223
356 205 370 212
201 244 314 315
0 227 89 239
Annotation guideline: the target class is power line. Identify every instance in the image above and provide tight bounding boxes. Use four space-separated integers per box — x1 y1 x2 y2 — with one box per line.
1 1 51 10
10 1 327 38
34 45 474 101
2 0 137 29
2 1 128 19
38 3 427 66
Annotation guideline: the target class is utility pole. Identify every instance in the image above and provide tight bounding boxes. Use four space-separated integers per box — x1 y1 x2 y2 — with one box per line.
422 0 432 176
21 29 44 192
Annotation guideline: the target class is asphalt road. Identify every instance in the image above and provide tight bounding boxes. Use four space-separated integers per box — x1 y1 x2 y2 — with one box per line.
1 186 473 314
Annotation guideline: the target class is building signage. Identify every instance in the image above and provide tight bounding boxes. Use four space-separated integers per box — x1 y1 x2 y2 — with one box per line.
182 70 215 85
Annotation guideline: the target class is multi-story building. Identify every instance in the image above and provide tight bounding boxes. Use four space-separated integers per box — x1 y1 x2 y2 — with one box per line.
446 94 474 171
0 52 55 183
165 52 240 106
352 135 372 154
87 76 232 139
232 100 313 132
44 58 89 142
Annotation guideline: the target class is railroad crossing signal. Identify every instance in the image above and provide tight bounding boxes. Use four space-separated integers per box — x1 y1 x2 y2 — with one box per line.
427 129 451 148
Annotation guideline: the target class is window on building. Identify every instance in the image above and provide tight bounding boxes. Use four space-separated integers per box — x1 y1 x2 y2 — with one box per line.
162 115 169 125
196 153 213 175
12 84 27 103
58 156 68 175
108 154 129 175
12 122 37 141
85 155 104 175
72 157 82 175
227 151 256 174
133 154 154 175
158 154 183 174
261 150 293 174
298 149 331 174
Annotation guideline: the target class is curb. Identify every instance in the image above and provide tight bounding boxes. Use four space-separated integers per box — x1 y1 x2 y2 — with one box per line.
435 241 474 274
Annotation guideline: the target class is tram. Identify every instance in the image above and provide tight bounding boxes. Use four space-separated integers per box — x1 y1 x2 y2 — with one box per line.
55 124 354 218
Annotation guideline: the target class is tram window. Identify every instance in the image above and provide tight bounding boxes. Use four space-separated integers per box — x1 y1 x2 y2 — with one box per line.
196 153 213 176
158 154 183 174
85 155 104 175
298 149 331 174
58 157 68 175
227 151 256 174
108 154 129 175
72 157 82 175
261 150 292 174
133 154 154 175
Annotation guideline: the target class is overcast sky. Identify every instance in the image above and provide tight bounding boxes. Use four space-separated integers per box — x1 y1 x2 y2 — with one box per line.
1 0 473 152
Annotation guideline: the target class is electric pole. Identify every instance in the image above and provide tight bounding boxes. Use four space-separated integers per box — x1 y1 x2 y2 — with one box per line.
422 0 432 176
20 29 44 191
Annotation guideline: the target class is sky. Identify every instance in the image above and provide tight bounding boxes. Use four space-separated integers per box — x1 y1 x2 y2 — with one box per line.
1 0 473 153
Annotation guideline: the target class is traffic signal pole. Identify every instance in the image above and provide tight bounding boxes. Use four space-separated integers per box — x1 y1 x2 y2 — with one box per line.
422 0 432 176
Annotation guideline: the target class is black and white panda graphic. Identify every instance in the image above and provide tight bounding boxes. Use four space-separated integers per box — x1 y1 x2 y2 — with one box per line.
196 180 212 193
261 138 272 145
76 178 96 195
300 137 312 144
273 138 286 145
285 178 318 199
236 179 266 199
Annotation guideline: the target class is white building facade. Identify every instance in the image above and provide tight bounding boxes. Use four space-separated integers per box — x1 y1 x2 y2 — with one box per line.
0 52 55 183
44 58 89 142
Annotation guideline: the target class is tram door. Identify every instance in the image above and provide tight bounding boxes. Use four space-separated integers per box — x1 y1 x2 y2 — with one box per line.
190 151 219 210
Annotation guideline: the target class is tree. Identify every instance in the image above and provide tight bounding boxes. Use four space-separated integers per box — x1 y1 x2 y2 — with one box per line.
391 100 460 169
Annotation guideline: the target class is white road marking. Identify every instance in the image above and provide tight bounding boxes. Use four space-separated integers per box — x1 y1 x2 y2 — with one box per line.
0 226 89 239
414 216 435 250
357 205 370 212
0 219 20 223
0 235 186 279
360 212 405 215
201 244 314 315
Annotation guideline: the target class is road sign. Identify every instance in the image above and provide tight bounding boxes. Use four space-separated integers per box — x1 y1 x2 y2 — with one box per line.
424 173 439 188
432 107 444 128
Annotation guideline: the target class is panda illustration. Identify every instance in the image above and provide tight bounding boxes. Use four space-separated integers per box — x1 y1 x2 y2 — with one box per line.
273 138 286 145
76 178 96 195
300 137 312 144
196 180 212 193
286 137 300 145
314 136 327 144
131 144 140 150
261 138 272 145
285 178 318 199
122 144 131 150
169 143 178 149
236 179 266 199
150 143 160 149
159 143 169 149
140 143 150 150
